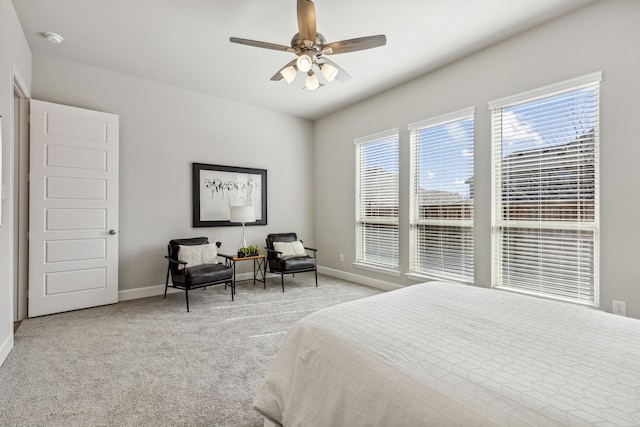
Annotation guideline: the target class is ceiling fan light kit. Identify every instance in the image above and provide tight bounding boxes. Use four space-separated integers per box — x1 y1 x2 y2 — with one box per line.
320 63 338 82
281 65 298 84
230 0 386 91
296 54 314 73
306 71 320 91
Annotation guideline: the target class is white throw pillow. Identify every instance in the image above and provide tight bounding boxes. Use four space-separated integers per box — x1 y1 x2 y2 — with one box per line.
290 240 307 256
273 241 306 257
200 243 219 264
177 243 218 268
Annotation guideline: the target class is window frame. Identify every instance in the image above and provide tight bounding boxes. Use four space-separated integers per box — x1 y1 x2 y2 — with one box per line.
354 128 400 273
489 72 601 306
407 107 475 284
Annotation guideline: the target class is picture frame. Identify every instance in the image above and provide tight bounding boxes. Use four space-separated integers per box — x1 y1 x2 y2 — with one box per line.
192 163 267 227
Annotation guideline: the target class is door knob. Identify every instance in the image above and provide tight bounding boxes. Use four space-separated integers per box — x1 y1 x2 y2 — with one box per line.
109 229 117 235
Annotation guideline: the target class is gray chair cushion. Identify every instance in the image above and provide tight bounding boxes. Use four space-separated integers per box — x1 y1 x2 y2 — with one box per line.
281 256 316 271
186 263 233 286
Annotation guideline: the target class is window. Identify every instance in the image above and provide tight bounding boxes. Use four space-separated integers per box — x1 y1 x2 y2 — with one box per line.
408 108 475 283
490 73 600 305
355 129 399 271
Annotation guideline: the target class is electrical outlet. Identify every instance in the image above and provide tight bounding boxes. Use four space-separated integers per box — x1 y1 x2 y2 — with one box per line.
339 254 344 262
612 300 626 316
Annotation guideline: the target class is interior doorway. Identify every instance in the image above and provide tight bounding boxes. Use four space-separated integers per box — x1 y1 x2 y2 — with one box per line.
13 81 29 322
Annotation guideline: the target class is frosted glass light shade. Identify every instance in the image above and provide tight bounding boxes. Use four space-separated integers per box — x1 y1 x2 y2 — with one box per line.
320 63 338 82
281 66 297 84
230 206 256 223
296 54 313 72
306 73 320 91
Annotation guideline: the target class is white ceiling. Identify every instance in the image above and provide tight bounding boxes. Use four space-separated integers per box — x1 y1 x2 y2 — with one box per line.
13 0 596 120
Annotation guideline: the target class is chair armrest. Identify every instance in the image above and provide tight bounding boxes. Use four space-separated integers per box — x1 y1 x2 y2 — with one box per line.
165 255 187 266
303 246 318 253
265 247 283 259
217 253 234 261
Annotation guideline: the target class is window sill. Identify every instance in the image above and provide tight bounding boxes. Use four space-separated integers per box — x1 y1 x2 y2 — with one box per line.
406 272 473 285
353 262 401 277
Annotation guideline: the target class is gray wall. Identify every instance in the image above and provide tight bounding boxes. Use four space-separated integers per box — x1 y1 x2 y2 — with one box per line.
0 0 32 364
314 0 640 317
32 56 314 294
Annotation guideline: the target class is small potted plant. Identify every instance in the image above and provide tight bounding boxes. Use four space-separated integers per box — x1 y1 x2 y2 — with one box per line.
237 245 260 258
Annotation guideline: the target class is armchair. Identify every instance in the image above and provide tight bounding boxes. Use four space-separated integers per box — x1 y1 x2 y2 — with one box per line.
165 237 234 311
265 233 318 292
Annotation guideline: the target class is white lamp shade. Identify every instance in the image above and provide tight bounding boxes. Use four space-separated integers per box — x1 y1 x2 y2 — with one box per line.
281 66 297 84
230 206 256 223
306 73 320 91
320 63 338 82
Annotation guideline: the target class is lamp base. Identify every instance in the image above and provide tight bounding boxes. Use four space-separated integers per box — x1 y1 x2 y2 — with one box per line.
238 222 248 249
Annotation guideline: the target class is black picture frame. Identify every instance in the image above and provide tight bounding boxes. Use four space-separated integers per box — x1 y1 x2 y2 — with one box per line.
192 163 267 227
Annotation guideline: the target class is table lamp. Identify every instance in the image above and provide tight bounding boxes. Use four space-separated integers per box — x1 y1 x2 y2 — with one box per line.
230 205 256 248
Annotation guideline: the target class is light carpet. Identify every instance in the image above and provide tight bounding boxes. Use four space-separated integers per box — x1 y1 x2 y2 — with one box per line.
0 274 381 426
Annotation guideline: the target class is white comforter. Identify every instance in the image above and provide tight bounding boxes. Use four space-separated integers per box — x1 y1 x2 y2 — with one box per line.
253 282 640 426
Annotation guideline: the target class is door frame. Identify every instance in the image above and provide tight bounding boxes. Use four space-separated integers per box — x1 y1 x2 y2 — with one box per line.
13 69 30 321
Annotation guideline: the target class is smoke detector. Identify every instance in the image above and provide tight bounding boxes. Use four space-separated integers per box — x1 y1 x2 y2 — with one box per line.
44 32 64 44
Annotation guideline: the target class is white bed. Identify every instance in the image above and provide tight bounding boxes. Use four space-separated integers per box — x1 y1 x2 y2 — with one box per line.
253 282 640 426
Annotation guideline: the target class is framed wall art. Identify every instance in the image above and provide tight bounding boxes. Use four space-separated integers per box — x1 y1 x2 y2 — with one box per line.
192 163 267 227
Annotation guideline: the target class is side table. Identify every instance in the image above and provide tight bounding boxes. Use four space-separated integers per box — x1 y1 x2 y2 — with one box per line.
230 254 266 288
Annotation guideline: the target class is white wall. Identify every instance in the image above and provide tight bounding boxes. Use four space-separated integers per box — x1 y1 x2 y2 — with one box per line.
0 0 32 365
314 0 640 317
32 56 314 296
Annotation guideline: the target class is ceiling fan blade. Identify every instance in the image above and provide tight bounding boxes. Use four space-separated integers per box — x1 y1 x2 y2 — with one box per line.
297 0 317 44
321 58 351 82
229 37 293 52
270 59 298 81
323 35 387 55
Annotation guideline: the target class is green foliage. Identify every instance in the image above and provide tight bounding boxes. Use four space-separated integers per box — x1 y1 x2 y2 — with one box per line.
238 245 260 257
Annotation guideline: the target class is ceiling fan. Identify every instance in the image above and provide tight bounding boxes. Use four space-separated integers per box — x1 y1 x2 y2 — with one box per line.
230 0 386 91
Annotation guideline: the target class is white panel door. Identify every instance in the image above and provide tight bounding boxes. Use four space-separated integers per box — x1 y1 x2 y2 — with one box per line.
29 100 119 317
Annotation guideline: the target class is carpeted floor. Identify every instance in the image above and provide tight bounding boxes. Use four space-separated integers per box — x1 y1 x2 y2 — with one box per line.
0 274 381 426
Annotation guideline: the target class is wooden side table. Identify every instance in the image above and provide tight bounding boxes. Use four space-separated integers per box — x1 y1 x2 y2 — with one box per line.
230 254 266 288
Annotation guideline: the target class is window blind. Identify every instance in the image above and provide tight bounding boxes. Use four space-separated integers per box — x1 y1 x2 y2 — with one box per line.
355 129 399 269
408 108 474 282
490 73 600 305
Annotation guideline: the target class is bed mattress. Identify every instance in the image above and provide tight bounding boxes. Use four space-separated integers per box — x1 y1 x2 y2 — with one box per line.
253 282 640 426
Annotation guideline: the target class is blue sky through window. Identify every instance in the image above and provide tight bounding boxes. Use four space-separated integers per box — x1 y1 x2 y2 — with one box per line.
501 87 597 156
417 117 474 198
361 87 595 201
361 137 399 174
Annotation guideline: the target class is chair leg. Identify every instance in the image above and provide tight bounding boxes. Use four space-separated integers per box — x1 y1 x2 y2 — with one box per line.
185 289 190 312
164 266 171 298
315 268 318 287
281 271 285 292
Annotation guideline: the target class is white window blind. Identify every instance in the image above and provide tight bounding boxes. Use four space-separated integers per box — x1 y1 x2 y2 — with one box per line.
408 108 474 282
490 73 600 305
355 129 399 269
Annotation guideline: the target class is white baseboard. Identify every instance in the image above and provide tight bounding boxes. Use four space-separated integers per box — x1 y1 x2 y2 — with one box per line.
0 333 14 368
118 272 259 302
118 269 400 302
118 284 177 301
317 266 404 292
